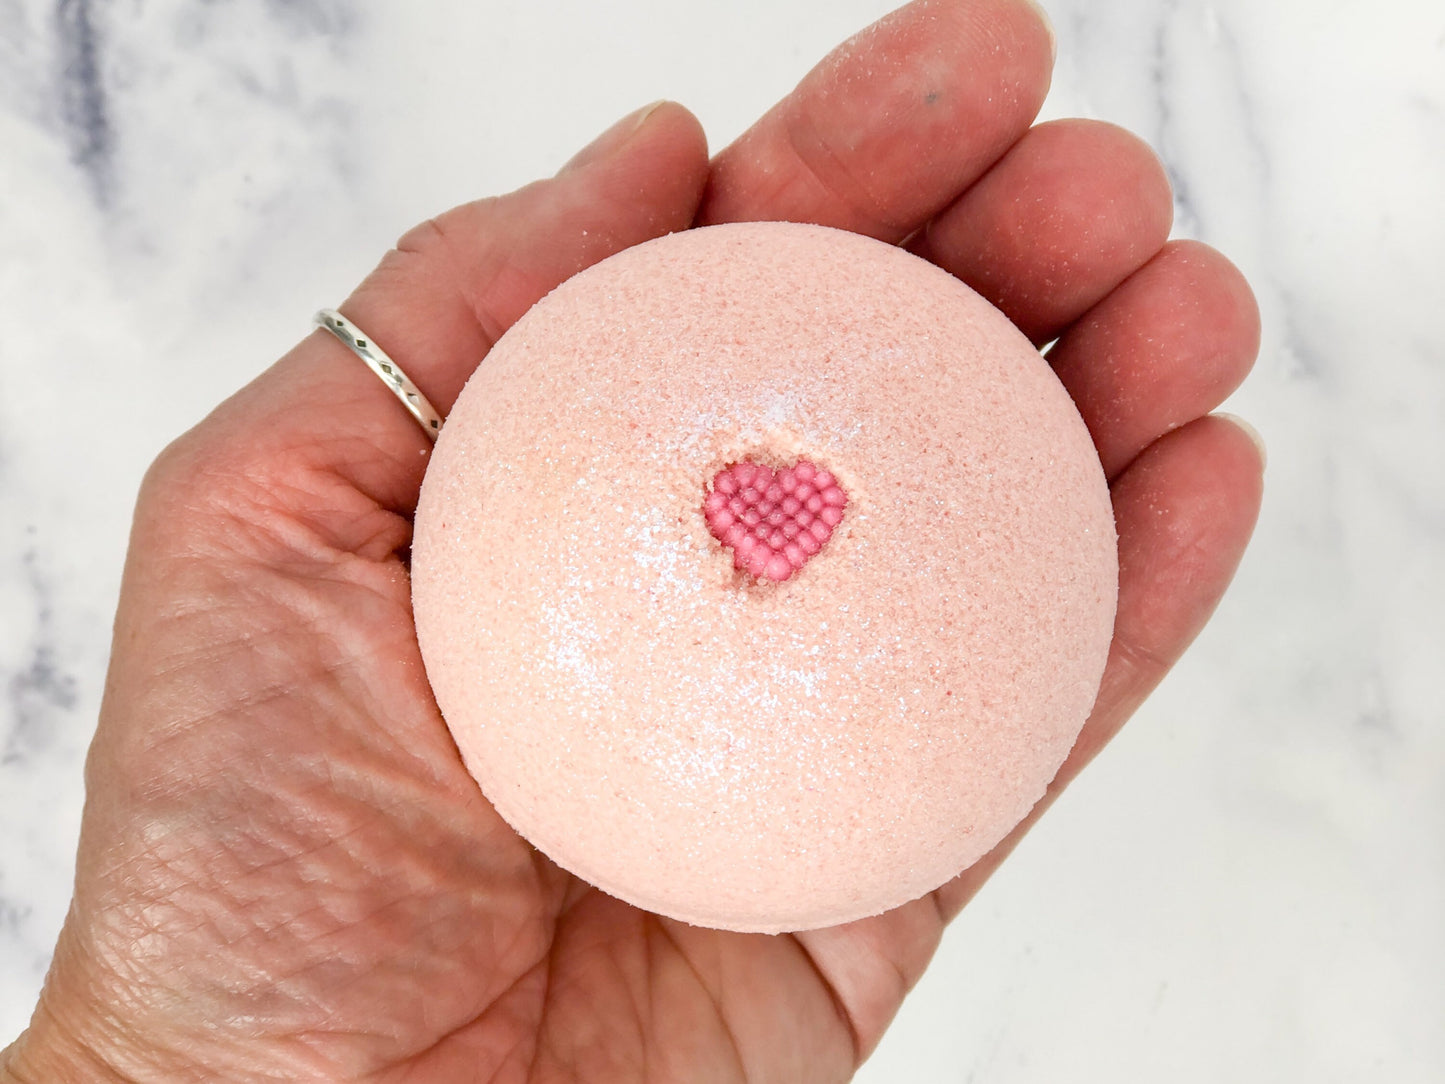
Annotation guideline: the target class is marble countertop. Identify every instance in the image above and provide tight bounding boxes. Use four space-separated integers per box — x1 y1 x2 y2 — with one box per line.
2 0 1441 1079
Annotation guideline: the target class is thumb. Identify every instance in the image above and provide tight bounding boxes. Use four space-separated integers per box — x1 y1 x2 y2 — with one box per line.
159 102 708 528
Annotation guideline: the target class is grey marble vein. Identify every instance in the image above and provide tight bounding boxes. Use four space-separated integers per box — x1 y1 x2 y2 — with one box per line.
3 547 76 768
1146 1 1200 231
263 0 355 38
54 0 112 203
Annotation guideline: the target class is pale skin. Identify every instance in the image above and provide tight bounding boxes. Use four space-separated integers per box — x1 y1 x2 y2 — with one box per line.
0 1 1264 1080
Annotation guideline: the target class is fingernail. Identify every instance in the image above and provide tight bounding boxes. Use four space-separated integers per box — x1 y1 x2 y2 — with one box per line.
1215 412 1268 470
561 100 669 174
1021 0 1057 62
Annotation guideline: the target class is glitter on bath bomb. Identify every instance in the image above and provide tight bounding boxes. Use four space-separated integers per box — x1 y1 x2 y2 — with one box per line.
411 221 1117 933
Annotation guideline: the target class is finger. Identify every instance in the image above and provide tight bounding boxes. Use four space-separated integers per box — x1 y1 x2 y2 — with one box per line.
1047 240 1261 480
933 413 1266 919
164 102 709 527
908 119 1174 344
697 0 1056 238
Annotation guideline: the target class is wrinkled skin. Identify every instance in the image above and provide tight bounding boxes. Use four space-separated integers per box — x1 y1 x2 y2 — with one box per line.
1 1 1263 1081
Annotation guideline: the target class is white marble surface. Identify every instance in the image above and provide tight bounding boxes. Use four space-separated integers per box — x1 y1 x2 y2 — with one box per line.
1 0 1441 1079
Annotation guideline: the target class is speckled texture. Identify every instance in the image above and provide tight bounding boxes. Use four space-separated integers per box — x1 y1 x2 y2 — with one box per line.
411 222 1117 933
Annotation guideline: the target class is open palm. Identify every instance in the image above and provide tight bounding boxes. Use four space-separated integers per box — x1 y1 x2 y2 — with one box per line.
1 2 1263 1081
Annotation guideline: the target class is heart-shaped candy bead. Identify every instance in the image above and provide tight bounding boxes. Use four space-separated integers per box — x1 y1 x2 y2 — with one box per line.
703 459 847 582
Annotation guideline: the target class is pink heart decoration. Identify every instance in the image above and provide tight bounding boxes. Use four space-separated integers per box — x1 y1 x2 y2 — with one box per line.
703 459 848 582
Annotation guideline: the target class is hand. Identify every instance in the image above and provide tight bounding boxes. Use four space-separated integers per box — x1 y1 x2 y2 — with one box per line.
0 1 1262 1080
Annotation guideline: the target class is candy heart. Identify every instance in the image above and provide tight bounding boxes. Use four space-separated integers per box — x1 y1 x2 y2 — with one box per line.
703 459 847 581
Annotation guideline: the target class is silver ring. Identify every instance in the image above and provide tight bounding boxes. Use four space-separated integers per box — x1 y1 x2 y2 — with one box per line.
312 309 443 442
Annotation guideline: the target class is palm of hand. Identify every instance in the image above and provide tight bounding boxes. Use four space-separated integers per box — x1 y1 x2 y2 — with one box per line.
78 483 868 1081
5 3 1263 1082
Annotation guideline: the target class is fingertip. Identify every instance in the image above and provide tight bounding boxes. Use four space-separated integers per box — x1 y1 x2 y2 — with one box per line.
1212 412 1268 474
1165 240 1263 363
560 101 664 173
624 99 711 200
640 99 709 159
1018 0 1057 63
1191 413 1267 545
1112 417 1265 593
561 100 709 203
1075 119 1176 242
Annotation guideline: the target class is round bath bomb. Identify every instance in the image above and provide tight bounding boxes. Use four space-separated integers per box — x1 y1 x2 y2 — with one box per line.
412 221 1116 933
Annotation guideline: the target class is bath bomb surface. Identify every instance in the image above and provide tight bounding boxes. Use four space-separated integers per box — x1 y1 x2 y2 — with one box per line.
412 221 1117 933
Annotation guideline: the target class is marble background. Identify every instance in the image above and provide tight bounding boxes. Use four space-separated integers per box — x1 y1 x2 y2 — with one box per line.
1 0 1441 1079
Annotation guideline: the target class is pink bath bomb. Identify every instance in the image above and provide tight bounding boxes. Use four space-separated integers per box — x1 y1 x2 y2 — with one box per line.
411 222 1116 933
